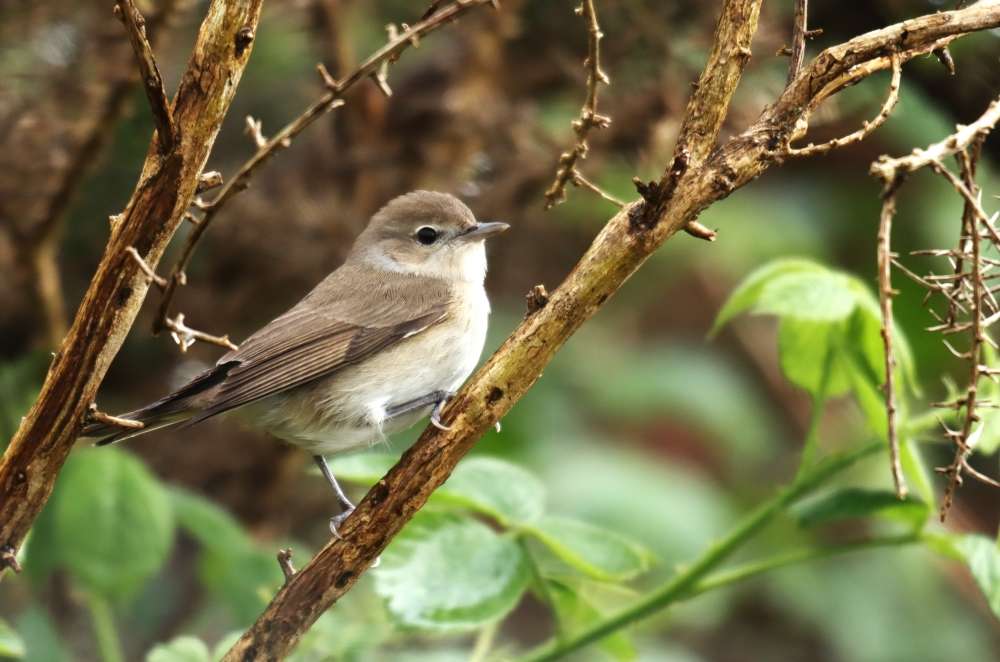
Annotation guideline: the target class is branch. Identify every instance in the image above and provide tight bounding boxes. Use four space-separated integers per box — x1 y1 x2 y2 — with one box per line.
0 0 264 575
154 0 497 336
222 2 1000 659
543 0 612 209
787 0 808 85
115 0 175 153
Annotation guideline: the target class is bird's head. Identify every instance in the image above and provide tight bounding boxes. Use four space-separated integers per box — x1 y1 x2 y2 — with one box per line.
351 191 508 283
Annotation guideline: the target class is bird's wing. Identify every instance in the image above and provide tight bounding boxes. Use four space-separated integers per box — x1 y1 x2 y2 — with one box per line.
185 267 453 424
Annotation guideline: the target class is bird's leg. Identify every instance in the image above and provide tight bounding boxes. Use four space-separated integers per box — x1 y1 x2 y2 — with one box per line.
314 454 355 539
386 390 454 430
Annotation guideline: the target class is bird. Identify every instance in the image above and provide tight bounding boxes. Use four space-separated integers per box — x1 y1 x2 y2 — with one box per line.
82 190 508 535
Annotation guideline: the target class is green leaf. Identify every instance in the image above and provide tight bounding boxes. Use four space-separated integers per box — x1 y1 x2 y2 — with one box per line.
710 258 826 335
954 535 1000 619
795 488 929 530
330 454 546 525
0 619 25 659
547 580 635 661
778 319 851 397
432 457 545 526
145 636 210 662
755 270 858 321
51 448 174 600
526 516 654 581
373 512 529 631
14 608 68 662
171 489 282 624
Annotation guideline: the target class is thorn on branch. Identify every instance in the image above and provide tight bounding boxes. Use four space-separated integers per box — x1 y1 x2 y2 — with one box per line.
684 221 717 242
525 284 550 316
197 171 224 193
245 116 267 149
277 548 296 582
933 46 956 75
0 545 21 574
316 63 340 92
87 403 145 430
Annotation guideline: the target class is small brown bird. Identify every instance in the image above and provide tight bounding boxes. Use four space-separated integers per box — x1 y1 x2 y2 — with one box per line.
83 191 508 533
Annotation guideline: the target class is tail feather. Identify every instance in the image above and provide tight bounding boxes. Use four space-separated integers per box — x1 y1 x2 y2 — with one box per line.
81 361 238 445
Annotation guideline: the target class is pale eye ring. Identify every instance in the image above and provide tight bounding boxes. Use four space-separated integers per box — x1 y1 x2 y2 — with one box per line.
415 226 439 245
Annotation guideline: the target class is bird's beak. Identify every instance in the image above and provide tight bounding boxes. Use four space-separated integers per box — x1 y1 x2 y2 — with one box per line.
460 221 510 240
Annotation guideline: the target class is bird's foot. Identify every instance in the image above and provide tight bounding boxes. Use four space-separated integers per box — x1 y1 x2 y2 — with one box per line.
329 506 355 540
429 391 455 431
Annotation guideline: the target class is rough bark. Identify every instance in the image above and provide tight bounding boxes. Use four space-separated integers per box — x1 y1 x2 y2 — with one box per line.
0 0 264 569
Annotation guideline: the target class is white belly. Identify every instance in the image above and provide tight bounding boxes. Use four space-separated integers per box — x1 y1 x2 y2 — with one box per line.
250 286 490 455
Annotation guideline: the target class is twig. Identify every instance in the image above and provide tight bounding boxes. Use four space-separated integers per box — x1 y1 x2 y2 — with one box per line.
870 96 1000 181
787 54 900 158
115 0 175 153
154 0 497 335
277 549 296 582
543 0 612 209
125 247 167 289
571 171 623 207
165 313 238 353
87 404 144 430
876 176 907 498
787 0 808 85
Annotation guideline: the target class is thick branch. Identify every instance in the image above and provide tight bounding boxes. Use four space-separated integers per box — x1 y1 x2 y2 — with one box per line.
154 0 496 334
224 2 1000 659
116 0 175 153
0 0 264 573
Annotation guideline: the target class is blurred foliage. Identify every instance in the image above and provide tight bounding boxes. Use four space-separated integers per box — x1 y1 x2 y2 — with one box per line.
3 0 1000 660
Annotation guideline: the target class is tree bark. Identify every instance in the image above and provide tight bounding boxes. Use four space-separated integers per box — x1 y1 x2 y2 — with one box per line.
0 0 264 571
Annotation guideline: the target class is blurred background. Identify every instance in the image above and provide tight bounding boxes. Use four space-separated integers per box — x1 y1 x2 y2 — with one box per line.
2 0 1000 660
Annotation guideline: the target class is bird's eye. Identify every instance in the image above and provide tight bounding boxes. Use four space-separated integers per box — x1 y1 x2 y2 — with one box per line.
415 226 439 245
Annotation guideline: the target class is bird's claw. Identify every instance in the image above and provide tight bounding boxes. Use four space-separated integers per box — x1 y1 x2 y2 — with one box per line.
430 393 454 431
329 507 354 540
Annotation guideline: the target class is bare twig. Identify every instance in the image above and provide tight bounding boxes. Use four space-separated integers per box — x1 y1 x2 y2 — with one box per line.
87 404 144 430
872 94 1000 518
165 314 238 353
125 247 167 289
876 177 907 498
115 0 175 153
787 0 808 85
572 171 624 207
154 0 497 336
277 548 296 582
543 0 612 209
787 55 901 158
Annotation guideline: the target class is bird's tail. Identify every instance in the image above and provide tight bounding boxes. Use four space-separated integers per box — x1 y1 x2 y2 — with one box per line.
80 363 235 445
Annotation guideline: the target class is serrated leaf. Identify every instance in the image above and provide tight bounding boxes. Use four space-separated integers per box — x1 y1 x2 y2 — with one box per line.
51 448 174 600
954 535 1000 620
330 454 545 525
373 512 529 631
547 581 635 661
711 258 825 335
0 619 25 659
526 516 654 582
145 636 210 662
796 488 929 529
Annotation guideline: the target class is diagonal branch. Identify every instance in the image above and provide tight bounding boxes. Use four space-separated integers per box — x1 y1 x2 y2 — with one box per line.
0 0 265 575
224 2 1000 659
115 0 175 153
